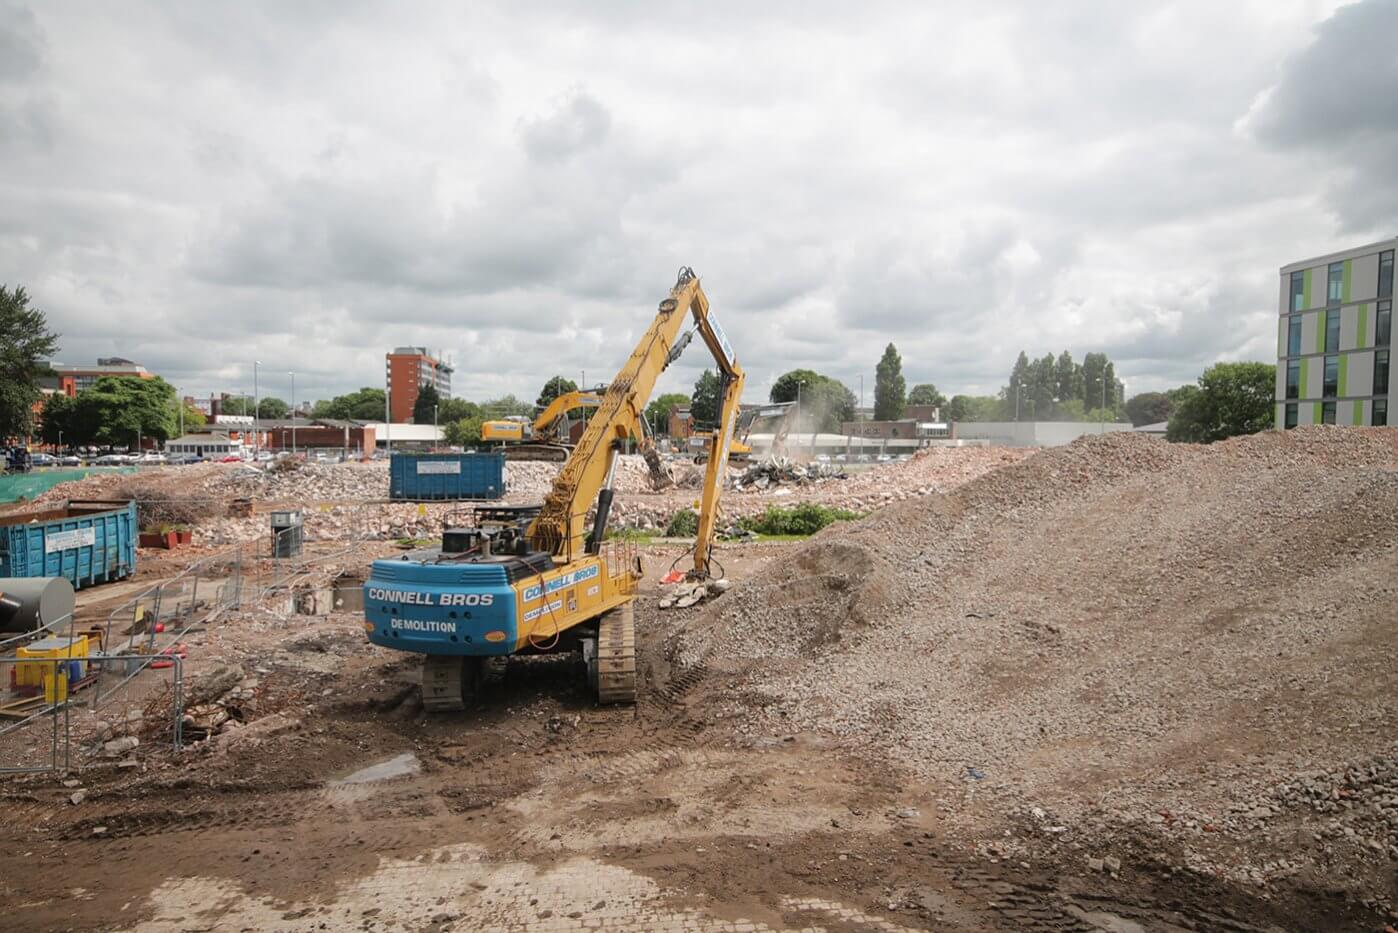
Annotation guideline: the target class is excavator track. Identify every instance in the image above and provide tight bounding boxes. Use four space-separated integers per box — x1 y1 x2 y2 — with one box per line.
595 602 637 705
501 444 571 462
422 656 478 712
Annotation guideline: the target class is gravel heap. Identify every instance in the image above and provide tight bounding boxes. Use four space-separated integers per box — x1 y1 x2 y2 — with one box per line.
668 427 1398 889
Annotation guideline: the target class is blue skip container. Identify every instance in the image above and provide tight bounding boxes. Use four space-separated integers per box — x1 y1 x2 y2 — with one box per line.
389 453 506 501
0 499 138 590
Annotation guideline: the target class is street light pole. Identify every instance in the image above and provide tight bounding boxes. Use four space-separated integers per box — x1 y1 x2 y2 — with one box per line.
796 379 807 459
290 371 297 458
253 360 261 459
433 404 438 449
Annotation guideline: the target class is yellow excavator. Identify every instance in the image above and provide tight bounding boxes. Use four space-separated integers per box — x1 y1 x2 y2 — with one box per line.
364 268 743 707
480 390 604 461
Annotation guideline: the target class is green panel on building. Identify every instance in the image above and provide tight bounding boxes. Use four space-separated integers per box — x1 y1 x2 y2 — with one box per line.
1343 259 1353 302
1299 357 1309 396
1358 303 1368 349
1303 268 1313 309
1313 401 1323 424
1353 400 1364 425
1338 353 1348 396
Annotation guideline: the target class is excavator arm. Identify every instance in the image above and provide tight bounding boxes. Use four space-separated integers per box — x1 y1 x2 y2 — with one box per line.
528 267 743 578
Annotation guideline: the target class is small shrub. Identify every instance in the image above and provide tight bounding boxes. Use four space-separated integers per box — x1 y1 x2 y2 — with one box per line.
666 508 699 537
738 503 861 536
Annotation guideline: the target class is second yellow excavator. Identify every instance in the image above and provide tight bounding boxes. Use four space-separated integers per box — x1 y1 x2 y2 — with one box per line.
480 390 604 461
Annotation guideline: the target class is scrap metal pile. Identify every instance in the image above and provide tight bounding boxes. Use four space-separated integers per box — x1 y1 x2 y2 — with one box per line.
731 455 846 490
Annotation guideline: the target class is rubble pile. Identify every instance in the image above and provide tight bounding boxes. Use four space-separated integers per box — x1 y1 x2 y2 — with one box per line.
668 427 1398 885
22 446 1031 545
732 456 846 489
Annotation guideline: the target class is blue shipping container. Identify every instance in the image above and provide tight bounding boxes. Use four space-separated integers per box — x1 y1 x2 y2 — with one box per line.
0 500 137 589
389 453 506 501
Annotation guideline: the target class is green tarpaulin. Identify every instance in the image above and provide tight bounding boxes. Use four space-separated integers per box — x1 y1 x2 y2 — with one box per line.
0 467 136 504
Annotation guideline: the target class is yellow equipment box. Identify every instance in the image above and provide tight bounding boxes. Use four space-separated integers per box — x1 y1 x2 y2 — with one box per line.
15 635 90 703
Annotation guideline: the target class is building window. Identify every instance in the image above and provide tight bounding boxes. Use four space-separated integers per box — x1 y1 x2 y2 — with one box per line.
1287 316 1302 355
1328 262 1344 305
1324 309 1340 352
1376 399 1388 427
1323 355 1338 397
1376 349 1390 395
1379 300 1391 347
1290 270 1306 311
1380 251 1394 299
1286 359 1300 399
1284 403 1298 429
1321 401 1336 425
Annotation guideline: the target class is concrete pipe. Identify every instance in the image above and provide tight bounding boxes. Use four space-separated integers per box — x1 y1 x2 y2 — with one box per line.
0 577 77 633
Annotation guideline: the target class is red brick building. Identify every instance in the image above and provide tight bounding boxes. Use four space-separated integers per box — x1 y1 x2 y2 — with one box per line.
386 347 452 423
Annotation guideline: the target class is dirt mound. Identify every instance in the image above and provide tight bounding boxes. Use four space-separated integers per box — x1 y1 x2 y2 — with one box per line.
667 427 1398 890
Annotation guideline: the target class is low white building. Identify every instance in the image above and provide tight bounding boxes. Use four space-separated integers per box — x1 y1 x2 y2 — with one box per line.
165 433 239 457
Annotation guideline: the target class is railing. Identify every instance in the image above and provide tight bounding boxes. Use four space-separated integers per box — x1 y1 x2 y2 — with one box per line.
0 500 371 776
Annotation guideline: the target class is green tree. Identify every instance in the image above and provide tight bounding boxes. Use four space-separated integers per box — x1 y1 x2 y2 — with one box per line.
311 387 388 421
1054 351 1079 402
874 343 906 421
1007 350 1031 416
690 370 722 427
907 383 946 408
0 285 61 440
1166 362 1276 443
412 384 441 424
1103 361 1119 408
437 398 482 423
769 369 856 432
1030 353 1057 418
535 376 578 411
223 395 289 419
1081 353 1108 410
645 392 690 434
481 394 532 418
1125 391 1174 427
71 376 179 447
444 417 484 447
258 397 289 419
946 394 1005 422
38 392 74 446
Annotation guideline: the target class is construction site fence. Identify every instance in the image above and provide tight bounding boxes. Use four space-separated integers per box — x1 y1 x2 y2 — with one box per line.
1 505 374 776
0 654 183 775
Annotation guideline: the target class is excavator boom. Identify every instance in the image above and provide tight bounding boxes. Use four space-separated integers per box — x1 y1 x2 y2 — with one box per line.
529 268 743 577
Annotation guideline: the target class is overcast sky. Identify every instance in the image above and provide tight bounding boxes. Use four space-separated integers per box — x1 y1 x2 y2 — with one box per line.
3 0 1395 408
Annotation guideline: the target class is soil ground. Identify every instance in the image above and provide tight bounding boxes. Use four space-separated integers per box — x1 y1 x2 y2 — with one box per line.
0 540 1386 932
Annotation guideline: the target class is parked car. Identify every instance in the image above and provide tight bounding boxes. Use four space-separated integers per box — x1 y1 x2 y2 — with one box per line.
855 454 871 463
876 454 893 462
29 452 56 467
58 454 81 466
219 454 243 463
833 453 847 462
94 453 127 465
815 454 831 463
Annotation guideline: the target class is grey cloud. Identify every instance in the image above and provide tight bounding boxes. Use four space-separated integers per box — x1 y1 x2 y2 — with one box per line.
1246 0 1398 232
520 90 612 161
1248 0 1398 146
0 3 43 83
0 2 1370 405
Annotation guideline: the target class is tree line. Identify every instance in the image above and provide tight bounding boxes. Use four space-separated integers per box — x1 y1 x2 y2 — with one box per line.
0 283 1278 452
